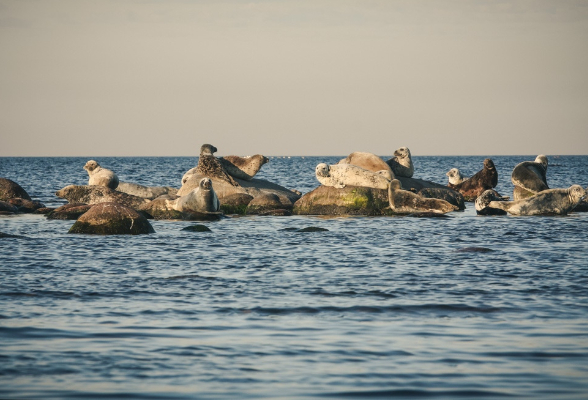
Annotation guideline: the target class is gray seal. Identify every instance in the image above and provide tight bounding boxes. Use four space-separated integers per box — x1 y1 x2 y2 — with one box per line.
84 160 119 190
386 147 414 178
173 178 220 213
219 154 269 181
488 185 585 216
338 152 394 176
183 144 238 186
446 168 468 186
511 155 549 199
387 179 458 214
315 163 392 189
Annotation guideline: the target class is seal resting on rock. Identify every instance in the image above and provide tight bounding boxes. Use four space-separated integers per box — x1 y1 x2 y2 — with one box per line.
173 178 220 213
418 187 465 210
446 168 468 187
56 185 149 209
451 159 498 201
219 154 269 181
183 144 238 186
386 147 414 178
388 179 458 214
337 152 394 176
511 155 549 200
83 160 119 190
116 182 177 200
488 185 585 216
315 163 392 190
475 190 508 215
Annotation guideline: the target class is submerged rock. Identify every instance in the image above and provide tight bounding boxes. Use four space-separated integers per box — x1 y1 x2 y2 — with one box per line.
296 227 329 232
56 185 150 209
68 202 155 235
181 224 212 232
0 231 26 239
0 178 31 201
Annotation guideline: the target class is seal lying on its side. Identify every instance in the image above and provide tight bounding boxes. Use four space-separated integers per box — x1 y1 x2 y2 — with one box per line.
386 147 414 178
172 178 220 213
315 163 392 190
511 155 549 200
84 160 119 190
388 179 458 214
182 144 238 187
116 182 177 200
451 159 498 201
338 152 394 176
488 185 585 216
446 168 468 187
219 154 269 181
475 190 508 215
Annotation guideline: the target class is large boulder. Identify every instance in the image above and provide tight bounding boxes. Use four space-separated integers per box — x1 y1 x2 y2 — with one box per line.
293 185 391 216
0 200 19 214
220 193 254 214
116 182 178 200
0 178 31 201
247 193 292 215
69 202 155 235
56 185 150 209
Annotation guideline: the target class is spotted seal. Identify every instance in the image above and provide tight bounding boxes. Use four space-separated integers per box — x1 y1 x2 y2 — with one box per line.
451 159 498 201
173 178 220 213
219 154 269 181
183 144 238 186
387 179 458 214
315 163 392 189
338 152 393 177
446 168 468 187
475 189 508 215
511 155 549 200
488 185 585 216
83 160 119 190
386 147 414 178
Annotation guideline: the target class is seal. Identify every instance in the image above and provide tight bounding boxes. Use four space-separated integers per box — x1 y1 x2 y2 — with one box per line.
173 178 220 213
338 152 393 176
315 163 392 189
446 168 468 187
83 160 119 190
488 185 585 216
511 155 549 200
184 144 238 187
219 154 269 181
451 158 498 201
475 189 508 215
386 147 414 178
387 179 458 214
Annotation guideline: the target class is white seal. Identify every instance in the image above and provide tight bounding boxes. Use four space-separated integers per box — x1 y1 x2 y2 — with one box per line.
446 168 467 186
83 160 119 190
315 163 392 189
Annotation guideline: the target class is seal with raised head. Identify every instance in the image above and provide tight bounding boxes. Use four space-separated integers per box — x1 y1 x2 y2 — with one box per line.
452 158 498 201
83 160 119 190
315 163 392 190
173 177 220 213
446 168 468 187
386 147 414 178
337 152 394 176
475 189 508 215
488 185 585 216
185 144 238 187
511 154 549 200
219 154 269 181
387 179 458 214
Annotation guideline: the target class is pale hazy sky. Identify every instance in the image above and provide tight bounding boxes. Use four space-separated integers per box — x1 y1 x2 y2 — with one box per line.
1 0 587 156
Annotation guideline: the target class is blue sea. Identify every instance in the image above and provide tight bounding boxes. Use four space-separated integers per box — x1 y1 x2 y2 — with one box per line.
1 155 588 399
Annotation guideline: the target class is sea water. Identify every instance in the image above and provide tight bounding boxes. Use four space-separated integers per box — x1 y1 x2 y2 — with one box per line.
1 155 587 399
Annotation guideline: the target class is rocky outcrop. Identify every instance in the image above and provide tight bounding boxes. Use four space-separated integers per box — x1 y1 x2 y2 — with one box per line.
247 193 292 215
7 198 45 213
138 196 222 221
46 203 94 220
56 185 150 209
220 193 254 214
293 185 391 216
116 182 178 200
0 201 19 214
0 178 31 201
69 202 155 235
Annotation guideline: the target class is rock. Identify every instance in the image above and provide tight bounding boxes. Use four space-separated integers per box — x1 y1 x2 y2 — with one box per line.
56 185 150 209
68 202 155 235
181 224 211 232
7 198 45 213
0 178 31 201
0 231 26 238
46 203 93 220
455 247 494 253
0 200 19 214
417 187 465 210
293 185 391 216
257 209 292 216
574 199 588 212
296 227 329 232
116 182 178 200
220 193 254 215
34 207 54 215
247 193 290 215
406 212 450 218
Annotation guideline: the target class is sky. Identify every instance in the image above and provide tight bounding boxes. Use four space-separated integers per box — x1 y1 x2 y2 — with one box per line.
1 0 587 157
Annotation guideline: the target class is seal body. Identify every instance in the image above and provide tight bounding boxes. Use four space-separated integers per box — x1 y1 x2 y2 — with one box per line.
386 147 414 178
190 144 238 186
452 159 498 201
84 160 119 190
173 178 220 213
388 179 458 214
475 190 508 215
488 185 585 216
446 168 467 187
511 155 549 200
219 154 269 181
338 152 393 176
315 163 392 189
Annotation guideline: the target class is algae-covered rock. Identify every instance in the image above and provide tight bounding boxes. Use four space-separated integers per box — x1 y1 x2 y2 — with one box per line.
69 202 155 235
56 185 150 209
0 178 31 201
220 193 253 215
293 185 391 216
46 203 93 220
